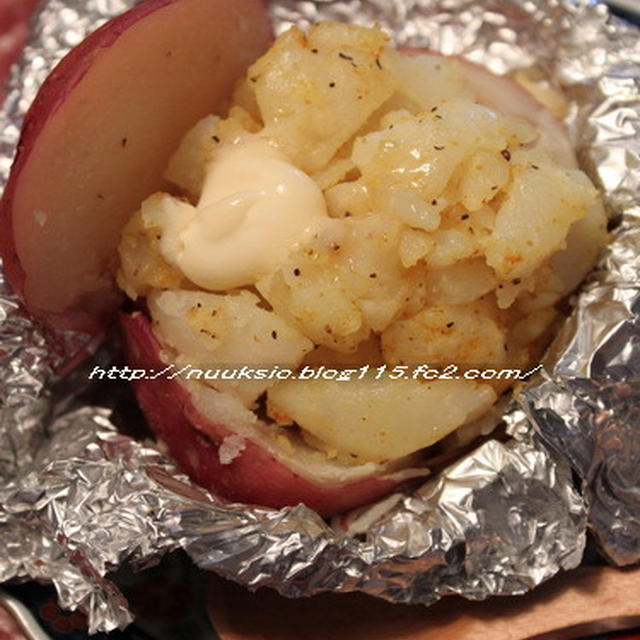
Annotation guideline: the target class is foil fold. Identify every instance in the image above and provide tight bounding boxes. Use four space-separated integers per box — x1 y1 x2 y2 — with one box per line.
0 0 638 633
184 438 584 602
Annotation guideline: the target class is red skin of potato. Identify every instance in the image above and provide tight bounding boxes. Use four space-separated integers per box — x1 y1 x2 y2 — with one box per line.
121 311 401 516
0 0 272 334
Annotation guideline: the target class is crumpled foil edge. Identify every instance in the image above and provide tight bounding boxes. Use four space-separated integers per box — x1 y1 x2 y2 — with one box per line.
0 0 638 633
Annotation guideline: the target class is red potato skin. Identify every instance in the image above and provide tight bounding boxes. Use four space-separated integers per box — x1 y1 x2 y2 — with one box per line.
0 1 177 334
0 0 272 335
121 311 401 516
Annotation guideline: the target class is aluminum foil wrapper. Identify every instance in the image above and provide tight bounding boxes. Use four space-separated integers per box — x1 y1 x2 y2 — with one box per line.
0 0 638 633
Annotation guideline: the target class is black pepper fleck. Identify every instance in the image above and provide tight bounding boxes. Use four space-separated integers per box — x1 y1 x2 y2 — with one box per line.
329 81 336 88
461 214 469 220
271 330 278 339
375 58 382 70
293 268 301 276
212 135 220 143
446 322 455 328
338 52 354 61
434 145 445 151
501 148 511 161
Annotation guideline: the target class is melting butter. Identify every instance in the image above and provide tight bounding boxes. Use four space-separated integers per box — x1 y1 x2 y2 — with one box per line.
147 137 328 290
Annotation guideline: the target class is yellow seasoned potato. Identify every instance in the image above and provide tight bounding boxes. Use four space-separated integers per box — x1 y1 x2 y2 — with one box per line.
381 301 508 368
148 289 313 405
118 21 607 467
267 375 497 462
163 114 221 200
482 160 599 281
351 103 523 202
248 22 394 173
117 208 185 300
423 259 498 306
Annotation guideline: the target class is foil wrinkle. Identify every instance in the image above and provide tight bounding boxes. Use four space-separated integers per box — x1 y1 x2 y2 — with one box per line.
0 0 638 633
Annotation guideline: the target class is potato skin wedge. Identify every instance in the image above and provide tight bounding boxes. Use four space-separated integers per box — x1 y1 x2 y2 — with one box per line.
121 311 401 516
0 0 272 333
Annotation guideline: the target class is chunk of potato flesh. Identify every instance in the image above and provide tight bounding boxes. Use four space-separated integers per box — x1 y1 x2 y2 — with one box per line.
148 289 313 405
268 376 497 462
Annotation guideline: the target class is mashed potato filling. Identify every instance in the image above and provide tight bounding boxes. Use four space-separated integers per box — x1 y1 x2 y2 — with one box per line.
117 22 606 466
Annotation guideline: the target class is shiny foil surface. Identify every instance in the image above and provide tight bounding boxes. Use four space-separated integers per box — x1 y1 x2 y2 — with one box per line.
0 0 638 633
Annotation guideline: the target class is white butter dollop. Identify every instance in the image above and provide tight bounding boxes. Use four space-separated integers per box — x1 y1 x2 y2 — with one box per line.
146 137 328 290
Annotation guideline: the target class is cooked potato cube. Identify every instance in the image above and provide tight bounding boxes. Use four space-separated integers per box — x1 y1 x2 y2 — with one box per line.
483 162 598 280
268 375 497 462
382 301 507 367
249 23 394 172
424 259 497 305
148 289 314 405
117 208 186 299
